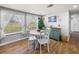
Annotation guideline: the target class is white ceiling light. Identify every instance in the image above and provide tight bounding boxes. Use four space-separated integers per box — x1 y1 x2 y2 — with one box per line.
73 5 78 8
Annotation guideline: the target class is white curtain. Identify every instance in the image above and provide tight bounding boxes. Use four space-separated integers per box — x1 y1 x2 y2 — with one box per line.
14 14 25 33
33 15 39 29
1 10 14 37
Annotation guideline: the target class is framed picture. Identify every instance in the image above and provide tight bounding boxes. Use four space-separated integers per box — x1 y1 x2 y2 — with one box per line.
48 16 57 22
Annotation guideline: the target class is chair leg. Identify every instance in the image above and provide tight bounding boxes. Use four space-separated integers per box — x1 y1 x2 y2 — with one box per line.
40 44 42 54
47 43 49 53
34 40 37 50
28 39 30 49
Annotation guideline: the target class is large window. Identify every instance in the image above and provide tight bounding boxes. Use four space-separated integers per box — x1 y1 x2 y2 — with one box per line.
26 14 39 30
4 16 22 33
0 7 41 44
1 9 25 34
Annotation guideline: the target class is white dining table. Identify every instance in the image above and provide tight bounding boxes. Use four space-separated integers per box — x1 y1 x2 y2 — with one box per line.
29 30 44 49
29 30 41 35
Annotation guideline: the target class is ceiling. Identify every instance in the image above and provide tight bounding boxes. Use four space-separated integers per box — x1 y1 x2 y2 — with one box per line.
0 4 79 15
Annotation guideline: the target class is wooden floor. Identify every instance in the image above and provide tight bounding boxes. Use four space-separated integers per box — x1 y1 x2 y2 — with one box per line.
0 32 79 54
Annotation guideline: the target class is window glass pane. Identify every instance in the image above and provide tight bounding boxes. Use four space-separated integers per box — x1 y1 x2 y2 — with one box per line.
1 9 25 34
4 18 22 33
26 14 39 30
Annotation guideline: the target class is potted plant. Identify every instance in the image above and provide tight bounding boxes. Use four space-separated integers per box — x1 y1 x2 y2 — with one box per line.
38 16 45 31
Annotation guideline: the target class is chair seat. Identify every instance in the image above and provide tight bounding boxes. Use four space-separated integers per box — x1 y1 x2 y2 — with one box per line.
38 39 49 44
29 36 36 40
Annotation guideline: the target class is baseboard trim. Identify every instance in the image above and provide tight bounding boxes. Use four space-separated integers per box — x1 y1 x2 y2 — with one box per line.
0 37 28 46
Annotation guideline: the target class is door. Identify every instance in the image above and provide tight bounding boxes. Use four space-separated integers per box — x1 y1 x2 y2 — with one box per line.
71 15 79 32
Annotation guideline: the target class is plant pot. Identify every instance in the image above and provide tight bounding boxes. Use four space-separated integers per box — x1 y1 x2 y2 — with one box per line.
37 29 40 32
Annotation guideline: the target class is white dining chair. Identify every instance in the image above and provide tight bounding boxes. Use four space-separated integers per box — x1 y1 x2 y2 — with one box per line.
26 30 37 50
38 30 50 54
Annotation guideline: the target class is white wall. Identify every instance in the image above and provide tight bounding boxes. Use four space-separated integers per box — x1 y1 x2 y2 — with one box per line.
44 11 69 37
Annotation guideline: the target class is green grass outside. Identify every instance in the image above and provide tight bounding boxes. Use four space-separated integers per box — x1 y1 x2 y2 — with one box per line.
4 23 22 33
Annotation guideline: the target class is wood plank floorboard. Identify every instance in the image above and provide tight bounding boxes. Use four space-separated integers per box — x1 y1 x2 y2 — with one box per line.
0 32 79 54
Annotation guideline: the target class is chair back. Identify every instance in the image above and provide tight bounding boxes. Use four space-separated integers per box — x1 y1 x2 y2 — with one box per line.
37 29 50 44
39 29 50 40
